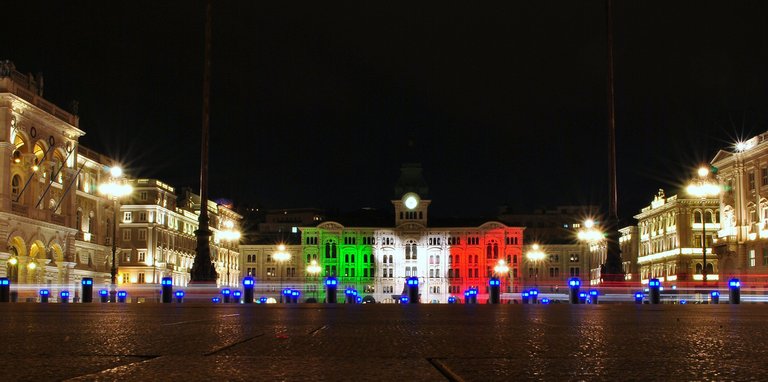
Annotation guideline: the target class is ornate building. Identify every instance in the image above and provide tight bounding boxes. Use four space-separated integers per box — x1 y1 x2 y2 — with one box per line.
712 133 768 284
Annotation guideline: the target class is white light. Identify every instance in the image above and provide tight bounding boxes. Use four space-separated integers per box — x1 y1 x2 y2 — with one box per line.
697 167 709 177
404 196 418 209
8 257 18 265
28 262 36 270
110 166 123 178
584 219 595 229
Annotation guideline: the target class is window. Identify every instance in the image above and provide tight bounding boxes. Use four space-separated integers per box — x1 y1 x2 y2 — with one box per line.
140 191 148 201
570 267 580 277
762 168 768 186
138 251 146 262
763 248 768 266
123 212 132 222
750 249 756 267
121 273 130 284
570 254 579 263
122 229 131 241
139 212 147 222
549 267 559 277
11 175 21 198
138 229 146 241
138 273 145 283
749 171 756 190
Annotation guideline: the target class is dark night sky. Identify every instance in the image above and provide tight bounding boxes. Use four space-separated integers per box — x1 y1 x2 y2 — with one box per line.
3 1 768 220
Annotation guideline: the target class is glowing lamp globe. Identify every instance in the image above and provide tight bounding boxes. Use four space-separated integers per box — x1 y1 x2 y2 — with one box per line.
402 192 420 210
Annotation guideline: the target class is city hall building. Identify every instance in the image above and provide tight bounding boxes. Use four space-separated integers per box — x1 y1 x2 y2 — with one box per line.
242 164 525 303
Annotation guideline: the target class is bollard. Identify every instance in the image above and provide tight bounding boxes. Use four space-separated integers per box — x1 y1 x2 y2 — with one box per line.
470 288 478 304
464 290 470 304
60 290 70 303
489 277 500 304
400 296 409 304
232 290 242 303
39 289 50 303
161 277 173 304
568 278 581 304
221 288 231 303
448 296 456 304
407 277 419 304
117 290 127 303
325 277 338 304
99 289 109 303
0 277 9 303
175 290 184 303
589 289 599 304
529 289 539 304
212 297 221 303
283 288 293 304
578 291 588 304
291 290 300 304
648 278 661 304
634 292 644 304
522 291 530 304
345 288 355 304
259 296 268 304
81 278 93 303
243 277 255 303
356 296 362 304
729 279 741 304
540 298 550 304
710 291 720 304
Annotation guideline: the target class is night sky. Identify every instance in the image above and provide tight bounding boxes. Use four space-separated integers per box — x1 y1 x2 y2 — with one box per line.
3 1 768 220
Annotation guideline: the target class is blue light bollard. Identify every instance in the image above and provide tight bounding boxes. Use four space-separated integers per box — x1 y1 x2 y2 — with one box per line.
464 290 471 304
99 289 109 303
221 288 231 303
522 291 530 304
81 278 93 303
568 278 581 304
578 291 588 304
258 296 267 304
117 290 127 303
529 288 539 304
470 288 478 304
212 297 221 303
407 277 419 304
400 296 409 304
729 279 741 304
60 290 70 303
589 289 599 304
648 278 661 304
161 277 173 304
291 290 300 303
283 288 294 304
489 277 500 304
243 276 255 303
325 277 338 304
448 296 456 304
232 290 242 303
175 290 185 303
634 291 644 304
356 296 362 304
710 291 720 304
39 289 50 303
540 298 550 304
0 277 9 303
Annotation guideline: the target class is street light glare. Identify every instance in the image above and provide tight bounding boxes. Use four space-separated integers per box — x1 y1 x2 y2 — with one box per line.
110 166 123 178
584 219 595 229
697 167 709 177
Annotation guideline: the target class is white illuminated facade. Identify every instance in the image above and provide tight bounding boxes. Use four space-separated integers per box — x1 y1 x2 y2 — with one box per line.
711 132 768 282
634 189 719 284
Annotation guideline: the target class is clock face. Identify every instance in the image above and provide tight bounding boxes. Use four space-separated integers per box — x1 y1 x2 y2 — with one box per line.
403 192 419 210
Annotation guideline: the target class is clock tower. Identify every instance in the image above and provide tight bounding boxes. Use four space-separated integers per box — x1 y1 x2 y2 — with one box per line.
393 163 430 226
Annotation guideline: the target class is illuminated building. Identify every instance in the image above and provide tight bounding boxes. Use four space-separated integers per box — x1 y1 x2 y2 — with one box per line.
634 189 719 284
711 133 768 282
241 164 524 303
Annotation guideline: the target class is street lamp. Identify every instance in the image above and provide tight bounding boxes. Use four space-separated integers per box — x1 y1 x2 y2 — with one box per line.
98 166 132 303
577 219 604 284
307 259 321 301
273 244 291 303
216 221 240 287
494 259 510 293
526 244 545 288
686 166 721 284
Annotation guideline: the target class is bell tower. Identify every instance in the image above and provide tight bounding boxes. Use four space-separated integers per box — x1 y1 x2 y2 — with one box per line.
392 163 430 226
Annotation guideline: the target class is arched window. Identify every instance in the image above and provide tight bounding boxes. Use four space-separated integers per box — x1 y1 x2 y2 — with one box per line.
486 243 492 258
76 209 83 231
694 211 702 224
695 263 703 274
11 175 21 199
704 210 713 224
706 263 714 274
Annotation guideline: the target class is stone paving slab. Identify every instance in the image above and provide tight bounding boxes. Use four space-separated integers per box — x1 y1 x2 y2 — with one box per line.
2 304 768 381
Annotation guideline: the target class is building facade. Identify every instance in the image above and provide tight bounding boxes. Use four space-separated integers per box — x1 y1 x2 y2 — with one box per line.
712 133 768 284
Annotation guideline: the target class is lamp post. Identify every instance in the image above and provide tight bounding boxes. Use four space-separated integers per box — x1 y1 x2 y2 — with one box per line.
273 244 291 303
578 219 605 284
217 221 240 288
494 259 510 293
526 244 545 288
307 259 321 301
686 166 721 284
98 166 132 303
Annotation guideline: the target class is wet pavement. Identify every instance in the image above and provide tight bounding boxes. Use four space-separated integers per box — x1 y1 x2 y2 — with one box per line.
1 303 766 381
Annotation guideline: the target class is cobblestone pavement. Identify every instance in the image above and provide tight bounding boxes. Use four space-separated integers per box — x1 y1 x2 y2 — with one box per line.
1 304 766 381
